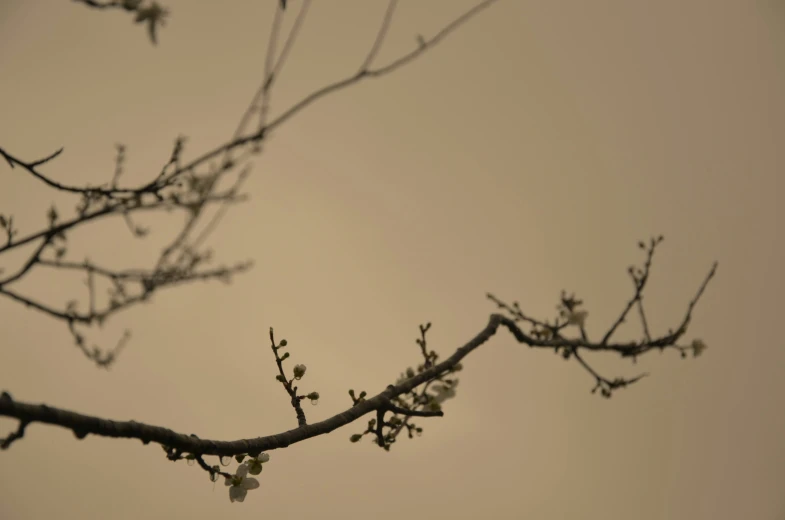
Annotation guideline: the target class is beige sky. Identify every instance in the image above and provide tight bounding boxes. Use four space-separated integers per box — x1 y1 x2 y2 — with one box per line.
1 1 784 518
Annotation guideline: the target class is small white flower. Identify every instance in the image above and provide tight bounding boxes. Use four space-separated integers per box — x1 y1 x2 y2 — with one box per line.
246 453 269 475
224 463 260 503
431 380 459 405
691 338 707 357
566 310 588 327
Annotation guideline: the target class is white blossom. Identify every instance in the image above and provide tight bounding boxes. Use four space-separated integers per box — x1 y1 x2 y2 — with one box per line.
246 453 269 475
430 380 459 405
224 463 260 503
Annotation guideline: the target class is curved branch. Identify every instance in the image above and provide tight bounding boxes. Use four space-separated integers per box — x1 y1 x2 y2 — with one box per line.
0 314 520 455
0 265 716 455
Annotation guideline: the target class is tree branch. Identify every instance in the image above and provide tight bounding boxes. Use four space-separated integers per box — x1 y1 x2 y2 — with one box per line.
0 0 500 369
1 249 717 453
0 313 526 455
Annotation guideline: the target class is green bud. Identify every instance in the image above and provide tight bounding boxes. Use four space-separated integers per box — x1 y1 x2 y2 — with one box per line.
279 339 288 347
235 454 246 463
276 374 286 382
280 352 290 361
350 434 363 443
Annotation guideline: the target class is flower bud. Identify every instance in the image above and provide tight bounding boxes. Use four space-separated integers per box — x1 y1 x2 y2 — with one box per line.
691 338 707 357
293 364 307 380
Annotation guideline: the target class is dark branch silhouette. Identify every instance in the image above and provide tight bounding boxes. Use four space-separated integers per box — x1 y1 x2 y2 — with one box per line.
1 0 718 505
2 239 716 454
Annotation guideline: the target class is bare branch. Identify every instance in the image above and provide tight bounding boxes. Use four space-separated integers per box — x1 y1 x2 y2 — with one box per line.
73 0 169 46
72 0 122 9
0 235 54 287
602 236 662 345
358 1 399 72
263 0 500 134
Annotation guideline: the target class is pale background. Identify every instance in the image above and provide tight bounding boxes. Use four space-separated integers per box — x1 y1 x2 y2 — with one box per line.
1 1 783 519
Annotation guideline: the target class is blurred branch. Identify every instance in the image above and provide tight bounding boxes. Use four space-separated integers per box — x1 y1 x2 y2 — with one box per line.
263 0 500 135
73 0 169 45
0 1 498 367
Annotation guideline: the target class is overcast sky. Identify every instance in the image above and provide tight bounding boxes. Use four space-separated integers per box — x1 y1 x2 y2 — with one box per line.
1 1 783 519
